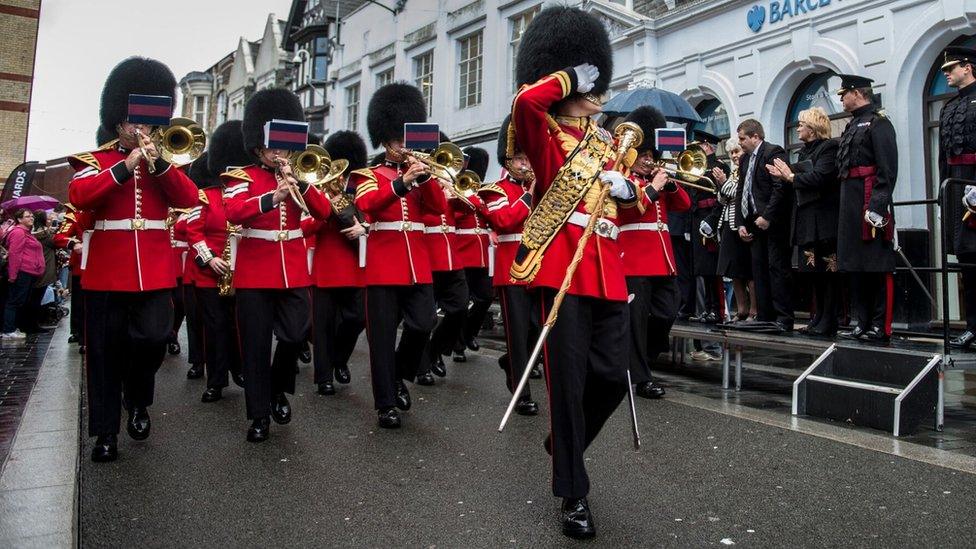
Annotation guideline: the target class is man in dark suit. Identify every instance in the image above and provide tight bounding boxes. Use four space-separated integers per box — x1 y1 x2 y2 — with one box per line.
734 119 793 332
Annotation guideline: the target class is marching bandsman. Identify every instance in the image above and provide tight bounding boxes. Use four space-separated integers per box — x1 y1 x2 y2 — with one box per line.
477 115 539 416
834 75 898 342
510 7 640 538
351 82 446 429
617 107 691 400
303 130 368 396
938 47 976 350
186 121 248 402
68 57 199 462
52 203 91 354
223 89 332 442
691 129 730 324
452 147 494 363
168 208 205 379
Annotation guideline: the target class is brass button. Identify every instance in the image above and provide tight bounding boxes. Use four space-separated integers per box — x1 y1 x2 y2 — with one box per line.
401 222 411 231
130 219 145 230
276 231 288 241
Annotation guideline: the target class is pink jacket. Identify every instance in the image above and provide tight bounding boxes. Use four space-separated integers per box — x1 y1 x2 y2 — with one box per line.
6 225 45 281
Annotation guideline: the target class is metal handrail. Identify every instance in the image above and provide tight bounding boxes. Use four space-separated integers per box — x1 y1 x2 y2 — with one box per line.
938 178 976 358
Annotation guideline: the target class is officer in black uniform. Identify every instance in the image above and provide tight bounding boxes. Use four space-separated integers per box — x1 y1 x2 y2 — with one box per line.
693 130 730 324
939 47 976 349
834 74 898 342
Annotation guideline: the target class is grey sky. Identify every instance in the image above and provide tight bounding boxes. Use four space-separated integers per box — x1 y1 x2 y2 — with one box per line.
27 0 293 161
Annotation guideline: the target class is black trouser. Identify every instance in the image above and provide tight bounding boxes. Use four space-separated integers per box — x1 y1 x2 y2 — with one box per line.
3 272 35 333
235 288 310 420
538 288 629 499
365 284 435 410
312 287 365 384
672 235 695 317
172 279 186 339
421 270 469 372
627 276 678 384
461 267 493 346
750 227 793 327
20 285 47 332
172 281 204 365
808 273 841 333
70 274 84 339
498 285 537 398
195 286 241 390
849 272 891 333
84 289 173 436
960 253 976 333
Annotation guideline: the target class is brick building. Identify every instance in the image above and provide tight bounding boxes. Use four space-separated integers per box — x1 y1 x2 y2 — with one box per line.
0 0 41 188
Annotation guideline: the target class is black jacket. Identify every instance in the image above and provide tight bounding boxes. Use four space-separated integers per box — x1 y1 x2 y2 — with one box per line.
734 141 789 229
792 138 840 247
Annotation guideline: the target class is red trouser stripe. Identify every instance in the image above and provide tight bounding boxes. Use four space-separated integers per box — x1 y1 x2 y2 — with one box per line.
884 273 895 337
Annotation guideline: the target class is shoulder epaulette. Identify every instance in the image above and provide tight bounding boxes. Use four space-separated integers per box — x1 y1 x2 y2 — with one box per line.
221 168 252 183
350 168 377 183
197 189 209 204
97 139 119 151
69 152 100 170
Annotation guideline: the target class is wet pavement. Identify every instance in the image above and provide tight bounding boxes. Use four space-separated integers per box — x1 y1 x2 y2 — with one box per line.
0 331 54 469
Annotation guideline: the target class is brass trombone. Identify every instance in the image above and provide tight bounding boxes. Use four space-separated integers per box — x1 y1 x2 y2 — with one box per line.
275 144 334 214
456 170 507 199
653 145 716 193
402 142 477 209
137 117 207 174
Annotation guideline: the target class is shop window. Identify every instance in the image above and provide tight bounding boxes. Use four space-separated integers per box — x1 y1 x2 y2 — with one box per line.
691 98 731 158
784 71 850 154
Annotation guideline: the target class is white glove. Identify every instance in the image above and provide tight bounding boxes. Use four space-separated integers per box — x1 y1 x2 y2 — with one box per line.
964 186 976 209
573 63 599 94
864 210 885 228
699 220 713 237
600 171 634 201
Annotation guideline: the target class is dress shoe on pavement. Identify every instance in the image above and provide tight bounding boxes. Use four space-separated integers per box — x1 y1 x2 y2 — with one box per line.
838 326 866 340
186 363 204 379
126 407 151 441
317 381 336 396
452 349 467 363
395 380 412 411
466 338 480 352
431 356 447 377
561 497 596 539
377 407 401 429
774 321 793 334
543 433 552 456
271 393 292 424
415 372 435 386
334 365 351 384
231 372 245 388
299 344 311 364
635 381 666 399
91 434 118 463
68 333 78 343
530 364 543 379
201 387 222 403
247 417 270 442
950 330 976 350
78 345 86 355
864 326 890 342
702 312 719 324
516 395 539 416
167 341 181 355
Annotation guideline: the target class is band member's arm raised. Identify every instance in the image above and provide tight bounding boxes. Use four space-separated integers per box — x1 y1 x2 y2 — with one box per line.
152 160 203 208
352 169 402 214
867 117 898 216
418 177 449 215
664 183 692 213
297 183 332 221
480 189 531 233
67 155 124 209
511 69 578 193
185 201 215 267
222 171 264 225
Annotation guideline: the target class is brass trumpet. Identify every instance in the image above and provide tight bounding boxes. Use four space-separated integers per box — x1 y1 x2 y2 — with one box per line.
137 117 207 174
653 145 716 193
275 144 334 214
456 170 506 198
402 142 478 208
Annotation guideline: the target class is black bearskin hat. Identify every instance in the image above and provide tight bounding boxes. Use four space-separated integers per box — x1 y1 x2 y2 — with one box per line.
370 152 386 166
515 6 612 95
324 130 368 174
99 57 177 133
96 125 115 147
464 146 489 181
366 83 426 148
242 88 305 157
207 120 251 176
497 115 519 165
188 152 219 189
624 106 667 158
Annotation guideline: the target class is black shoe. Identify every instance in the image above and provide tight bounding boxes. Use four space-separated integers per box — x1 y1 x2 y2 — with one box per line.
635 381 666 399
78 345 86 355
186 363 204 379
561 498 596 539
247 417 270 442
530 364 543 379
126 407 151 441
702 312 719 324
838 326 866 340
415 372 435 386
317 381 335 396
231 372 245 388
377 407 401 429
334 365 351 384
201 387 222 403
543 433 552 456
776 321 794 333
271 393 292 424
515 395 539 416
90 434 118 463
167 341 181 355
452 349 467 363
466 338 480 352
950 330 976 350
864 326 890 342
299 345 311 364
395 380 411 411
67 333 78 343
431 356 447 377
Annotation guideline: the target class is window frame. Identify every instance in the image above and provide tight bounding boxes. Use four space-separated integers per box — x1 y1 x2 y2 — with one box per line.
345 82 361 131
457 30 484 109
413 50 435 115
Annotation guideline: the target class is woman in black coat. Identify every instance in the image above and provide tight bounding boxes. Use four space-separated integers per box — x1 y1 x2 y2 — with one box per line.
768 107 840 335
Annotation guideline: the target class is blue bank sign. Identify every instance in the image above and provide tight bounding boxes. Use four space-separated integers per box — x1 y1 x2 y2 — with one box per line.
747 0 833 33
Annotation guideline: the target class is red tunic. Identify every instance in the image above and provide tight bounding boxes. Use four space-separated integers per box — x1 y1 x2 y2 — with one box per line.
617 174 691 277
52 205 92 275
351 162 448 286
478 175 532 287
67 145 199 292
170 214 191 283
512 70 632 301
222 164 331 289
419 197 461 273
453 200 492 269
185 187 229 289
301 216 365 288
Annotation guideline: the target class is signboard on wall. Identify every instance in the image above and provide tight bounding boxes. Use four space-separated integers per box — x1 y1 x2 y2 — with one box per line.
747 0 837 33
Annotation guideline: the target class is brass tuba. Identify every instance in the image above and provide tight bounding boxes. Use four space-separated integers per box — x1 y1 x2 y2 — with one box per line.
155 117 207 168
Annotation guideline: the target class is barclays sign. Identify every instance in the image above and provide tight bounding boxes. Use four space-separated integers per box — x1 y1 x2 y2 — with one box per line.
747 0 834 33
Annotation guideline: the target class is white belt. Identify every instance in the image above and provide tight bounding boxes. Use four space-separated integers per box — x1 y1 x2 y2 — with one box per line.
241 228 303 242
423 226 456 234
94 219 167 231
456 228 488 236
172 240 189 248
567 211 619 240
496 233 522 243
371 221 424 232
619 222 669 233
